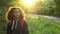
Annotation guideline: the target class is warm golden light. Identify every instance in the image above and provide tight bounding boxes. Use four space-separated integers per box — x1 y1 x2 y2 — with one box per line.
22 0 35 6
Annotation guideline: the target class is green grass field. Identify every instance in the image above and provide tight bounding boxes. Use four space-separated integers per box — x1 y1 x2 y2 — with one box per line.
26 15 60 34
0 15 60 34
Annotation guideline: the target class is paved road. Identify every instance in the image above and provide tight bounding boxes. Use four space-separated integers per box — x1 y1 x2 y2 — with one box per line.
27 14 60 22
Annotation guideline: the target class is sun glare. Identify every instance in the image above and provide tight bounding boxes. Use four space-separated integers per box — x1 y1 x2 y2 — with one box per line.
22 0 35 6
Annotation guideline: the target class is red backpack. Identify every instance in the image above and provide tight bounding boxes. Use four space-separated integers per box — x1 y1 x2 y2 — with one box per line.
9 19 24 31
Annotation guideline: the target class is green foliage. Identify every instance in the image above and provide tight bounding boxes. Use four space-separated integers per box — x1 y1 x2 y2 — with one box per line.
53 0 60 17
0 7 8 34
0 0 60 17
0 0 60 34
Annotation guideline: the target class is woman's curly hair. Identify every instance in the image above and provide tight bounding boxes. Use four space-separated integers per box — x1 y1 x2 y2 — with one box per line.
6 6 26 21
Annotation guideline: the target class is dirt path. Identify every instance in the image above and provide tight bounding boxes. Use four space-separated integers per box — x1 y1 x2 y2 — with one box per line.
27 14 60 22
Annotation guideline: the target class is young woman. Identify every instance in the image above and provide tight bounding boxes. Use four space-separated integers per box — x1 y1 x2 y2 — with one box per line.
6 6 29 34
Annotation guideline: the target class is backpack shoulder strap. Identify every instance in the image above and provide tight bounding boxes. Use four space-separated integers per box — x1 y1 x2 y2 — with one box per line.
20 18 24 31
9 20 12 28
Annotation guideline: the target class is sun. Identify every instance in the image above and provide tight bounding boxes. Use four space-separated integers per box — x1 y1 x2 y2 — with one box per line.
22 0 34 6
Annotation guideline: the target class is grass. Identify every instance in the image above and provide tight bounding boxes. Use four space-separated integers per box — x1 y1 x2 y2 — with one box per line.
26 15 60 34
0 14 60 34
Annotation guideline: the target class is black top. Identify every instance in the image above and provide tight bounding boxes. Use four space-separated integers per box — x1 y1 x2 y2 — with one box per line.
7 20 29 34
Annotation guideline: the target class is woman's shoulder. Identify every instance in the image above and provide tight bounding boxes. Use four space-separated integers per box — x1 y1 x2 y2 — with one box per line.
24 20 28 26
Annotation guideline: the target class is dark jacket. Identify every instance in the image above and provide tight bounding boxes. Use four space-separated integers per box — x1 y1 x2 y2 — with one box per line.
7 20 29 34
